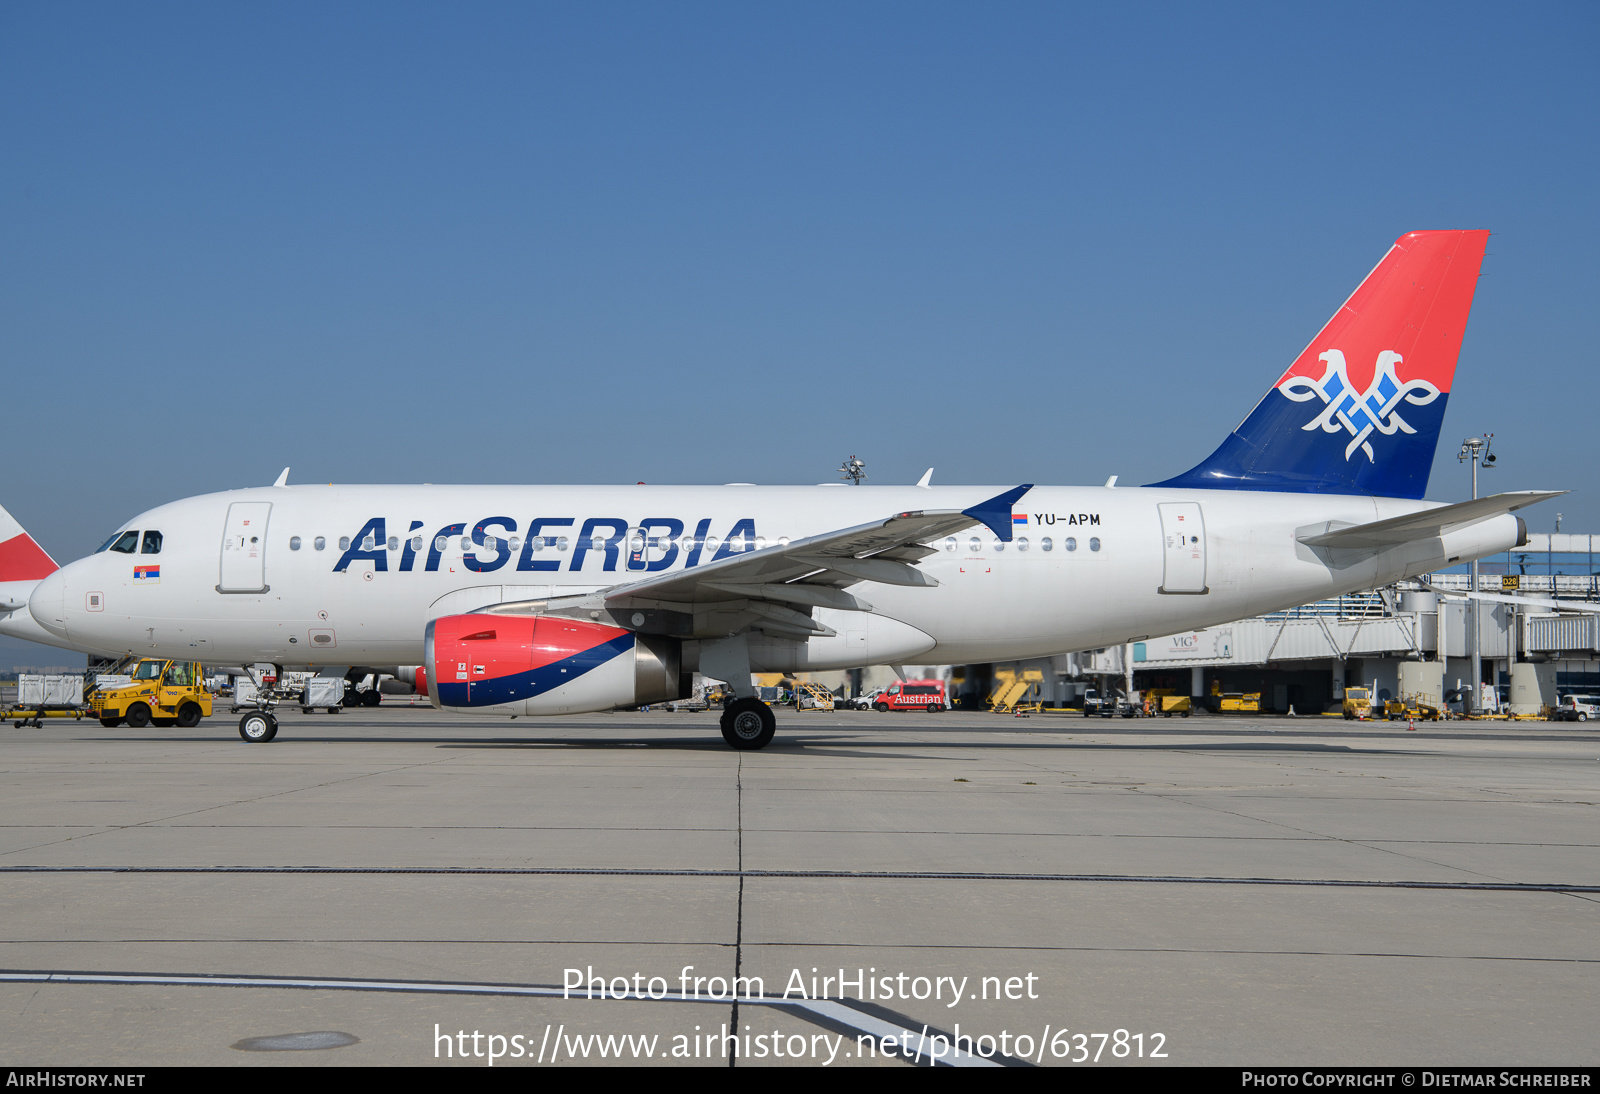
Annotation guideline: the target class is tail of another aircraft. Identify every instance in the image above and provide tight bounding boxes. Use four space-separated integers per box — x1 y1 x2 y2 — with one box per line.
0 503 57 583
1150 229 1490 500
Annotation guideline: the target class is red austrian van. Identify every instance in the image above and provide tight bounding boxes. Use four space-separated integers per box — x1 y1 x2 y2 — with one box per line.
873 680 947 712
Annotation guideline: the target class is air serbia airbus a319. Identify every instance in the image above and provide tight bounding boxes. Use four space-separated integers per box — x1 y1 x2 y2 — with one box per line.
0 230 1561 748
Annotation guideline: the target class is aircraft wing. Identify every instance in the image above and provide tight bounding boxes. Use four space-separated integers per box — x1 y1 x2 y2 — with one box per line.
476 484 1032 638
1296 491 1564 549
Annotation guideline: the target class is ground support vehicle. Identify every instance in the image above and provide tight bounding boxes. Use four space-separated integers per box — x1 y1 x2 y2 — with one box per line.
300 676 345 715
874 680 948 713
795 681 835 711
1082 688 1123 717
987 671 1040 715
89 660 212 730
1551 695 1599 722
1218 691 1261 713
1342 688 1375 720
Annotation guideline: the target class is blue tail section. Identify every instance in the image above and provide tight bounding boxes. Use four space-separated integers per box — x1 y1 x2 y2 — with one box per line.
1149 230 1489 500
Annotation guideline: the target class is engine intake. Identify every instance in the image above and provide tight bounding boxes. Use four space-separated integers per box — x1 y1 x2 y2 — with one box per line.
425 614 683 716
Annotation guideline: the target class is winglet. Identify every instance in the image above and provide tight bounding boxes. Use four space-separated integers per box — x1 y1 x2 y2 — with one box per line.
916 468 934 489
272 467 290 488
963 484 1033 542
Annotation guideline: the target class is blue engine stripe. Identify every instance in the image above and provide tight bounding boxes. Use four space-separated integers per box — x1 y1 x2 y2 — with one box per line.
436 632 635 708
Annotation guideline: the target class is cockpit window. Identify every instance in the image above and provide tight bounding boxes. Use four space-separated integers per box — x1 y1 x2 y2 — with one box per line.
107 531 140 554
141 530 163 554
132 661 165 681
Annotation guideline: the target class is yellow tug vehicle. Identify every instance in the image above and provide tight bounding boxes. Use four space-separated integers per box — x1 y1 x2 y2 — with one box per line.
91 659 212 729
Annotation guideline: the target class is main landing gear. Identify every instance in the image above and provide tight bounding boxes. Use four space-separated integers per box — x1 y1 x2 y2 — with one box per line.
720 697 776 750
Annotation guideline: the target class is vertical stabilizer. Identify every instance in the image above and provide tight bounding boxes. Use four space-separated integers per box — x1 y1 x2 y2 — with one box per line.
1149 229 1490 499
0 503 57 582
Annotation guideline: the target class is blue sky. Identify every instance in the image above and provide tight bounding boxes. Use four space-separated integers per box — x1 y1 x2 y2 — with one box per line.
2 3 1596 666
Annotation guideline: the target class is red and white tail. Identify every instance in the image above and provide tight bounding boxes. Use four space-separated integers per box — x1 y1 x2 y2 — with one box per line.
0 503 58 582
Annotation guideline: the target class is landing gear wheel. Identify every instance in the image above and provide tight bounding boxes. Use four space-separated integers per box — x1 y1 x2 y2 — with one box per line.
343 689 359 708
239 711 277 742
720 698 775 750
125 703 151 729
361 689 382 708
176 702 203 729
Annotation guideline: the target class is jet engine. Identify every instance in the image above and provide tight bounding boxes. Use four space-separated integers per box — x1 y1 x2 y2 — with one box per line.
425 614 684 716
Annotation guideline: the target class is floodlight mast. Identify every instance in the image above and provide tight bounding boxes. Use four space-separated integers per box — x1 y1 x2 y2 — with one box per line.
838 456 867 485
1457 435 1494 714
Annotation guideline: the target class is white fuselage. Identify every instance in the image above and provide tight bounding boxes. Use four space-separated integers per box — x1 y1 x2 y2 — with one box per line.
21 483 1518 670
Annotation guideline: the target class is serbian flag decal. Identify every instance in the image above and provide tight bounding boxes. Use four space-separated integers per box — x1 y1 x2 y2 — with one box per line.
133 565 160 584
1011 513 1028 526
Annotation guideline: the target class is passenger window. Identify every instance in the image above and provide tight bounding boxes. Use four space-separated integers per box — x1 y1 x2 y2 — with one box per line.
944 537 957 552
1041 537 1053 552
993 538 1005 552
967 537 981 553
141 531 163 554
1066 537 1078 552
1016 537 1029 551
556 536 569 551
109 531 140 554
387 536 399 551
339 537 351 551
435 536 448 552
412 536 424 552
289 536 302 551
314 536 326 551
1090 537 1101 552
508 536 521 553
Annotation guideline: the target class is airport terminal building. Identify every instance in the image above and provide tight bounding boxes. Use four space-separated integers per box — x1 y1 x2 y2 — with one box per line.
924 533 1600 714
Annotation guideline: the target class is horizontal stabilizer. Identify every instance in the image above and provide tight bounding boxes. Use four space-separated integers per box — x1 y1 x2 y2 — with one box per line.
1297 491 1564 548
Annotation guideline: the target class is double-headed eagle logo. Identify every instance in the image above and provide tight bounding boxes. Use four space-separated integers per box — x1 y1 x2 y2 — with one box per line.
1277 350 1440 463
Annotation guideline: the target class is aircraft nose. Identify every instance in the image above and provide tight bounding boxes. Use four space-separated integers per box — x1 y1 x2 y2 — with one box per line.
28 567 68 639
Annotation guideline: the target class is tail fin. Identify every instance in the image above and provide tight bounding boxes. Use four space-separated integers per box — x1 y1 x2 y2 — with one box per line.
0 503 58 582
1149 229 1490 499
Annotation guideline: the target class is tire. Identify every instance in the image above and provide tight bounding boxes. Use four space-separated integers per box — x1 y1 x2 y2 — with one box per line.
99 717 121 729
720 697 775 750
238 711 277 742
125 703 152 729
362 690 382 708
1579 712 1588 722
873 702 889 713
929 704 943 713
176 702 203 729
343 689 359 708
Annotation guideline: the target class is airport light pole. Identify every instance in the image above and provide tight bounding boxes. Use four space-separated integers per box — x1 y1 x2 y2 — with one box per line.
1457 435 1495 714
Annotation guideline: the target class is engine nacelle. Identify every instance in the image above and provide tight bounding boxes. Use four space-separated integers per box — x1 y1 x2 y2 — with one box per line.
425 614 684 716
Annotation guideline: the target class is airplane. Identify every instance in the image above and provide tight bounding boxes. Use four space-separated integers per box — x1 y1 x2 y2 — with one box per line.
0 229 1562 749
